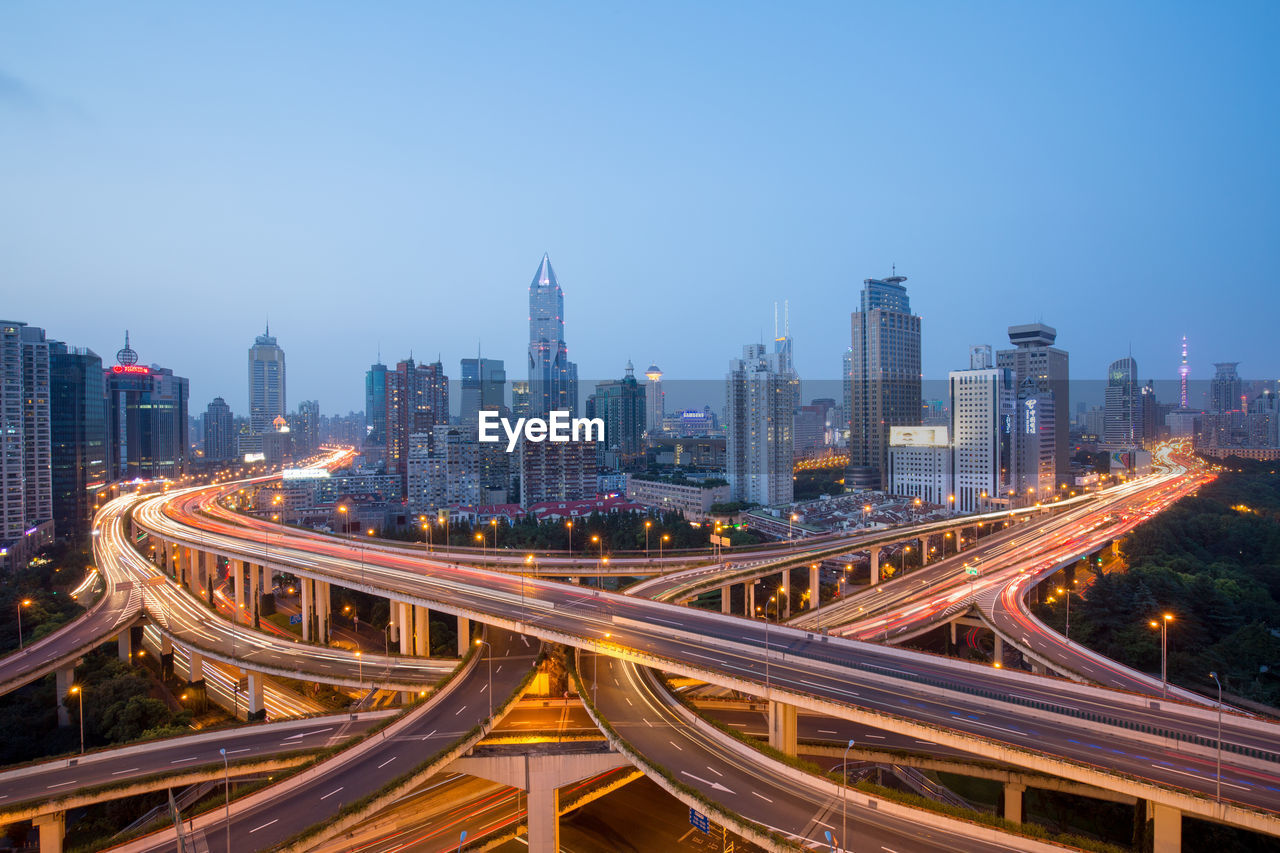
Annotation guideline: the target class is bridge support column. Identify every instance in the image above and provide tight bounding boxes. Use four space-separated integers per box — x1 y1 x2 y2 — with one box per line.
1151 802 1181 853
399 602 413 655
868 547 881 584
315 581 330 643
246 671 266 720
745 582 755 616
231 559 244 620
527 767 560 853
189 650 203 682
249 564 261 628
301 578 313 641
779 572 790 618
993 633 1004 666
720 584 732 615
117 627 133 662
55 666 73 727
1001 782 1025 823
414 605 430 656
808 564 820 610
33 811 65 853
919 537 929 565
767 701 798 756
458 617 471 656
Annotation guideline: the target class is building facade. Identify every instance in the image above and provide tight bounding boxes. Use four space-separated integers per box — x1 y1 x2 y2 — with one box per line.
248 326 286 436
203 397 235 463
726 343 797 506
105 335 189 480
460 357 506 427
849 275 922 489
643 364 665 435
1 321 55 568
625 475 731 521
519 437 597 508
527 254 579 417
949 360 1015 514
49 342 107 542
888 425 953 506
996 322 1069 488
586 363 646 472
1103 357 1139 447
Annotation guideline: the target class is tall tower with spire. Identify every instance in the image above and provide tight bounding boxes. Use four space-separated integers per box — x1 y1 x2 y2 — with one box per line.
248 324 286 435
527 254 579 417
1178 335 1190 409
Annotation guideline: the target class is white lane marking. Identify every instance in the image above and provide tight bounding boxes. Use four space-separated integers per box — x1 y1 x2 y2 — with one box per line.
751 791 773 802
46 780 78 788
284 727 333 740
818 729 838 734
250 818 279 833
649 617 684 627
378 757 397 769
679 770 735 793
863 734 885 739
454 705 467 715
111 767 141 775
421 729 437 741
625 697 633 706
913 740 937 746
1157 765 1251 791
319 787 344 800
225 747 252 755
170 756 201 764
644 719 653 727
668 740 683 751
707 766 722 776
965 719 1025 736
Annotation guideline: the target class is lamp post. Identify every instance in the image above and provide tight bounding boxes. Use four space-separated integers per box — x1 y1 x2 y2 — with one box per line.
644 520 652 558
565 520 573 555
219 747 231 851
17 599 31 650
70 685 84 754
1056 586 1071 641
1210 671 1223 804
474 639 492 720
842 738 856 853
521 555 533 622
660 534 670 562
475 531 487 567
1149 613 1174 697
788 513 798 545
439 515 449 554
355 649 362 689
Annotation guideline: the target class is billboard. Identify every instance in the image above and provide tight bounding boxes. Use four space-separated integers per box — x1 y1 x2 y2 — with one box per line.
889 426 949 447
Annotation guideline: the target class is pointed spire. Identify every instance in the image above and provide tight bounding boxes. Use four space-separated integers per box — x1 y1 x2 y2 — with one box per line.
530 253 559 289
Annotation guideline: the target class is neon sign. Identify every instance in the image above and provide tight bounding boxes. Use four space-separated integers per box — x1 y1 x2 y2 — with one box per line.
111 365 151 375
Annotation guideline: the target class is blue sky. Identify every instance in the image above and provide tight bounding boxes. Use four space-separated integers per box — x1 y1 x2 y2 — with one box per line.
2 2 1277 413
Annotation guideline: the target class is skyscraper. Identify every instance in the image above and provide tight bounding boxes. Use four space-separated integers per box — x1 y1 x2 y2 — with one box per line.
848 274 922 489
248 326 286 436
105 333 189 480
49 342 107 542
996 323 1069 487
510 381 531 419
365 360 389 463
726 343 797 506
949 355 1016 513
0 321 55 569
643 364 665 435
1103 357 1139 447
1211 363 1243 413
460 357 506 427
527 254 578 417
203 397 235 462
292 399 320 457
385 357 449 485
586 362 647 471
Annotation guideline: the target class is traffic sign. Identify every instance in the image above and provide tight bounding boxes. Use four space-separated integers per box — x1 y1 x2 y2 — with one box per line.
289 613 303 625
689 807 710 834
965 566 979 576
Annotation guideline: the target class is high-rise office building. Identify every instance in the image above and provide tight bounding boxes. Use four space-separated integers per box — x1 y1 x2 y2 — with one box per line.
1 321 55 569
849 274 922 489
1103 357 1139 447
726 343 797 506
519 438 597 508
586 362 647 472
510 381 531 419
407 429 481 514
105 333 189 480
385 357 449 484
248 326 286 436
1014 377 1055 501
291 399 320 457
203 397 235 462
49 342 107 542
643 364 665 435
840 347 853 446
527 254 578 417
1211 363 1243 413
949 357 1015 513
996 323 1069 488
460 357 506 427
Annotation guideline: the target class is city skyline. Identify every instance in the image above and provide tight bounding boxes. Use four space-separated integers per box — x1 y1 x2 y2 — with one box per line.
3 3 1278 412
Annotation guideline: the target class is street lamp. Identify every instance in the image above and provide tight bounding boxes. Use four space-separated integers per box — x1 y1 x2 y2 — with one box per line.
660 534 670 562
475 532 486 567
1149 613 1174 697
17 599 31 650
69 685 84 754
842 738 856 853
474 639 493 720
1056 587 1071 642
219 747 231 851
644 520 652 558
565 520 573 555
439 515 449 553
522 554 533 621
788 513 798 545
1209 671 1223 803
355 649 362 688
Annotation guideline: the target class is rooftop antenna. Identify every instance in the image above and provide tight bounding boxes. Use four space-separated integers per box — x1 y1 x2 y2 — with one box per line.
784 299 790 337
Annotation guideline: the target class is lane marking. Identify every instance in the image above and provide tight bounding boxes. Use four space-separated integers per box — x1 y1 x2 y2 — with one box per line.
378 757 397 769
250 818 279 833
319 787 344 800
668 740 683 751
46 780 77 789
751 791 773 802
111 767 141 775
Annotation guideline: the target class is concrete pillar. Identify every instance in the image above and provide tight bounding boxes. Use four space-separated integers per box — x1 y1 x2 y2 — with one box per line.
1151 802 1182 853
414 605 430 656
231 559 244 620
808 564 820 610
33 811 65 853
317 581 330 642
527 769 561 853
249 564 261 628
55 667 73 727
1030 660 1044 675
246 671 266 719
399 602 412 655
993 633 1004 666
189 651 203 682
949 620 957 646
869 547 881 585
457 616 471 656
1002 782 1025 823
117 628 133 662
768 701 798 756
301 577 313 642
720 584 732 615
779 572 790 619
745 582 756 617
919 537 929 565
